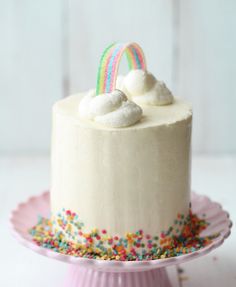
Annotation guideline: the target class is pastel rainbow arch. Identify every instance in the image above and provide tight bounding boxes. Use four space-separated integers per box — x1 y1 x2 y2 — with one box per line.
96 42 146 95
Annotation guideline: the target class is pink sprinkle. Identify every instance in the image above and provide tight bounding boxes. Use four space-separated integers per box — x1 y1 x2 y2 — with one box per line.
146 234 151 240
160 233 165 239
114 236 119 241
66 210 71 216
102 229 107 234
96 235 101 240
78 231 83 236
147 243 153 249
130 248 136 254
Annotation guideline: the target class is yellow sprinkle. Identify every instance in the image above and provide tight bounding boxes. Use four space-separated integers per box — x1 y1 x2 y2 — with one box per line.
92 228 98 234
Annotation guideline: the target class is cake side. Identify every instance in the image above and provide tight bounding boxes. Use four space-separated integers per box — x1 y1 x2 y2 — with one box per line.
51 93 192 240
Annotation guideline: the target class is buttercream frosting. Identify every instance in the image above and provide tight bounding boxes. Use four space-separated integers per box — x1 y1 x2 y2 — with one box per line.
78 89 143 128
51 93 192 237
116 69 174 106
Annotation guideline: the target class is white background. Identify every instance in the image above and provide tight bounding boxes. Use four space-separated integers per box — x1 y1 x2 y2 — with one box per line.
1 0 236 286
1 0 236 154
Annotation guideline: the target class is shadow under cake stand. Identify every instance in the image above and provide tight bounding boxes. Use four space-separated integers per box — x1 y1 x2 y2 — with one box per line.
10 191 232 287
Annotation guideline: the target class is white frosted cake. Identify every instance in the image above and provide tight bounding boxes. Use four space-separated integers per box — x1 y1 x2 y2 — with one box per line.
50 42 192 260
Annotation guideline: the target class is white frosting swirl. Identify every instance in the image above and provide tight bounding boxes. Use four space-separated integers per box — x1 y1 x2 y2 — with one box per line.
116 69 173 106
79 89 143 128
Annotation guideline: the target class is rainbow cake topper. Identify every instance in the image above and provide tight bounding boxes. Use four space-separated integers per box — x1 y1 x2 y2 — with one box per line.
96 42 146 95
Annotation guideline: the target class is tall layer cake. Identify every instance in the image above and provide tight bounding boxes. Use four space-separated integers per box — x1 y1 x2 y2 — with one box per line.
50 42 192 259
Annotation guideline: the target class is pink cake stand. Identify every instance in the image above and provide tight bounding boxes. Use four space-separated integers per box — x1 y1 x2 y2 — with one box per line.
10 191 232 287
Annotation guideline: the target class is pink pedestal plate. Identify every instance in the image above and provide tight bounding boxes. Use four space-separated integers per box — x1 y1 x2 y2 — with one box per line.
10 191 232 287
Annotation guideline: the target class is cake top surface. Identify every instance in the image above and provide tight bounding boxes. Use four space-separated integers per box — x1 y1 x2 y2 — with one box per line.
53 93 192 131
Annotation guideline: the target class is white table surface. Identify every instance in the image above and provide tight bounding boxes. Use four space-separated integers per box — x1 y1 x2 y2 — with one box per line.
0 154 235 287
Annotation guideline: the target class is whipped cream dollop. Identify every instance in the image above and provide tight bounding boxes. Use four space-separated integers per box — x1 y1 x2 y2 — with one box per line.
116 70 173 106
78 89 143 128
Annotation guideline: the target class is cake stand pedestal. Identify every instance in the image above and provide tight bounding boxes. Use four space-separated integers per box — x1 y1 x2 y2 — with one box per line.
10 191 232 287
64 265 171 287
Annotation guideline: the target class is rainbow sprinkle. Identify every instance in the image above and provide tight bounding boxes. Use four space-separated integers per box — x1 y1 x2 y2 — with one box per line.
29 210 219 261
96 42 146 95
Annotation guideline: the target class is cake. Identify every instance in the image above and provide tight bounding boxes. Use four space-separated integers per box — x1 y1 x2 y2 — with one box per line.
50 42 192 260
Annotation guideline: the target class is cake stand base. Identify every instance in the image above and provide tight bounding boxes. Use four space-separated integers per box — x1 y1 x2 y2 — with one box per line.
64 265 171 287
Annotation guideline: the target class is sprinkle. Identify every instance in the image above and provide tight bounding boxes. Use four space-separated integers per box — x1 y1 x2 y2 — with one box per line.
29 208 219 261
160 232 165 239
